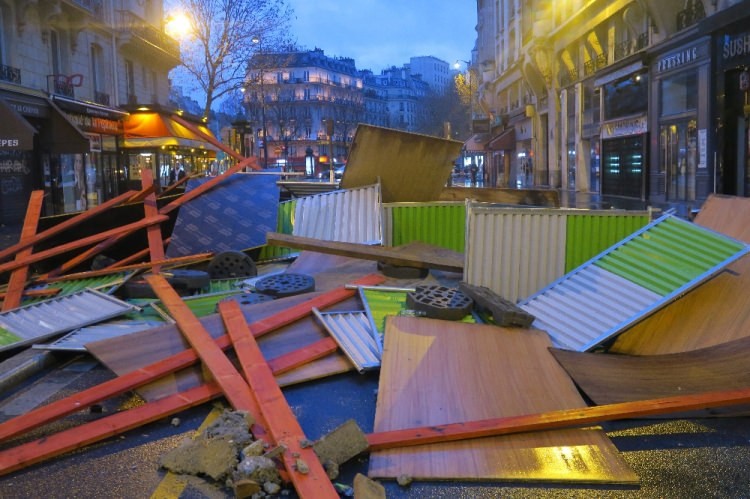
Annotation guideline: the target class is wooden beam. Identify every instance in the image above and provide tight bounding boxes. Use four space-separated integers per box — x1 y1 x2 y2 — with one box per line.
265 232 464 273
145 274 270 441
0 383 220 477
0 189 140 264
0 215 169 276
0 288 61 301
365 384 750 451
2 191 44 311
140 169 166 273
219 300 339 498
171 115 259 168
0 273 383 443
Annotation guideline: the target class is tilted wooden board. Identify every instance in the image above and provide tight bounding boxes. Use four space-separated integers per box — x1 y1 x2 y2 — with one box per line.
368 316 636 483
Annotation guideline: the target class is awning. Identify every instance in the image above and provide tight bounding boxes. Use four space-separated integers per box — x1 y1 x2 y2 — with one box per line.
0 98 37 151
487 128 515 151
463 133 490 153
45 99 91 153
122 112 220 151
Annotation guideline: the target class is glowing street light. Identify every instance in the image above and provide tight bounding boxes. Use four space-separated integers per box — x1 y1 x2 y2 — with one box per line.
165 12 192 39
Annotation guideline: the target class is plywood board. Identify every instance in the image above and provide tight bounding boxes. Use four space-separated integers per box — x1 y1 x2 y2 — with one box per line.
439 186 560 207
340 124 461 203
551 336 750 416
368 316 637 483
611 194 750 355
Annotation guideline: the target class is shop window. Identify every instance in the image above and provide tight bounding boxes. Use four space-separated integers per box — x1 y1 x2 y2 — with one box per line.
602 136 645 198
660 120 698 201
603 74 648 120
661 72 697 116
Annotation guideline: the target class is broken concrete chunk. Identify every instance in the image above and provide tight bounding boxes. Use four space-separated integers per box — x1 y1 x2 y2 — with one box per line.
458 281 535 327
160 436 239 481
353 473 386 499
234 455 281 484
233 478 261 499
313 419 370 466
295 458 310 474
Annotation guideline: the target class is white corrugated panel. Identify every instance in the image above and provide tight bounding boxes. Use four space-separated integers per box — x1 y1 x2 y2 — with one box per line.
464 204 567 303
520 265 661 351
293 183 382 243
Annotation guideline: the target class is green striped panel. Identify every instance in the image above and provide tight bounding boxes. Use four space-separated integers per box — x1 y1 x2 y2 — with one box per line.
565 213 650 272
389 203 465 252
595 216 747 296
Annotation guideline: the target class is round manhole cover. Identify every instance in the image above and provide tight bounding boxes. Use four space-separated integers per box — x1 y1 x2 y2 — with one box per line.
207 251 257 279
254 273 315 297
406 285 473 321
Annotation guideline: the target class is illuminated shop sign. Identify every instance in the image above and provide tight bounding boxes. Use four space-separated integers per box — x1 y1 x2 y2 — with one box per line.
723 32 750 61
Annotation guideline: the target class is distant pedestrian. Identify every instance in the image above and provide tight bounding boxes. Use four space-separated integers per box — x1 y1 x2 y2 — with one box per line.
177 166 186 181
469 163 478 185
168 167 176 185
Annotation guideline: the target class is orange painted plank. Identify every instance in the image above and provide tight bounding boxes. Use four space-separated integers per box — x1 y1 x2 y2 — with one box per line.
0 189 140 264
0 273 383 443
0 288 61 300
267 337 338 375
0 383 220 477
104 237 171 269
219 300 339 498
0 215 169 276
145 275 266 424
39 252 211 283
2 191 44 311
366 385 750 451
140 169 165 273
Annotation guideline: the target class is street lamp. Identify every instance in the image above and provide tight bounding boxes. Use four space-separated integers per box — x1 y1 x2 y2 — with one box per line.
251 35 268 168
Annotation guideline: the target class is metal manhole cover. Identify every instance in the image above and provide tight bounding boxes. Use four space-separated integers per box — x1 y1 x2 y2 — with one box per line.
216 292 275 311
406 285 473 321
254 273 315 297
207 251 257 279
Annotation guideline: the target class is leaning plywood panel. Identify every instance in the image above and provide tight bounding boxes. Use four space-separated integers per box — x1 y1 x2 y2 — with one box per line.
519 214 749 351
550 336 750 416
611 195 750 355
368 316 637 483
340 125 461 203
293 183 382 243
166 172 279 257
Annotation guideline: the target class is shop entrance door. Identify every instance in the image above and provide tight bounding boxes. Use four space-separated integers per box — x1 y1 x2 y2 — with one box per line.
601 135 646 199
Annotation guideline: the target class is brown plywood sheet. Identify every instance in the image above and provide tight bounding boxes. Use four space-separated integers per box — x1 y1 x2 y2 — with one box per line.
86 292 355 401
368 316 637 483
610 194 750 355
340 125 462 203
551 336 750 416
439 186 561 207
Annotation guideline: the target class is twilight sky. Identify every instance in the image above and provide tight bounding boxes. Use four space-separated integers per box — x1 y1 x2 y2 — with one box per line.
286 0 477 72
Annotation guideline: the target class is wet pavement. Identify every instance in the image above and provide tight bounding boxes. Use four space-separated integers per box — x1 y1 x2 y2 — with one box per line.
1 190 750 497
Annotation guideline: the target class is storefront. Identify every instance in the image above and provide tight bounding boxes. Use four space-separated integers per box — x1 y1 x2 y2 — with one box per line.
712 23 750 197
599 68 649 200
649 37 711 208
122 111 219 190
0 88 110 223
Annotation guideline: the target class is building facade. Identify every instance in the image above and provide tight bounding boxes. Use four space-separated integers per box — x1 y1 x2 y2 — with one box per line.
475 0 750 215
0 0 215 225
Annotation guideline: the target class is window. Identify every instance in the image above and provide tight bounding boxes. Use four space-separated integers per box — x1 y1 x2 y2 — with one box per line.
603 74 648 120
90 44 103 92
661 72 698 116
125 60 135 102
50 30 62 76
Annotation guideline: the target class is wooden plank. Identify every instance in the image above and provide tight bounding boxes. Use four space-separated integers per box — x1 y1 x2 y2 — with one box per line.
220 300 339 498
144 275 268 437
0 288 61 300
172 115 256 167
551 335 750 414
439 186 560 207
0 274 382 443
265 232 464 273
0 383 220 477
0 189 140 264
140 169 166 273
0 215 169 276
368 316 636 483
38 253 211 283
458 281 535 327
366 384 750 451
2 191 44 311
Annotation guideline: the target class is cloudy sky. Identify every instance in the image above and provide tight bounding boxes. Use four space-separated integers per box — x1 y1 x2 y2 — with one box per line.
286 0 477 72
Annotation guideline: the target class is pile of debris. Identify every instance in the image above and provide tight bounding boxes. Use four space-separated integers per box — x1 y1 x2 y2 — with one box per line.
1 126 750 497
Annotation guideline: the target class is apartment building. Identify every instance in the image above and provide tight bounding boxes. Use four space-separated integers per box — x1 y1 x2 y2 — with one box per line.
0 0 215 225
475 0 750 215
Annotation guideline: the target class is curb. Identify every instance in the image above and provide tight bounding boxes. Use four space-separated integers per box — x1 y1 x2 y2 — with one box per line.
0 349 58 394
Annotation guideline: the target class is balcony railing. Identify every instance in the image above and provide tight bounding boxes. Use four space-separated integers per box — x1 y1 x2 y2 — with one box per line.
0 64 21 84
116 10 180 62
676 2 706 31
583 52 608 76
64 0 104 20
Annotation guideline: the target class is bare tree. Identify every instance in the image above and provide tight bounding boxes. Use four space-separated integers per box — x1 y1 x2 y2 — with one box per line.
170 0 294 118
